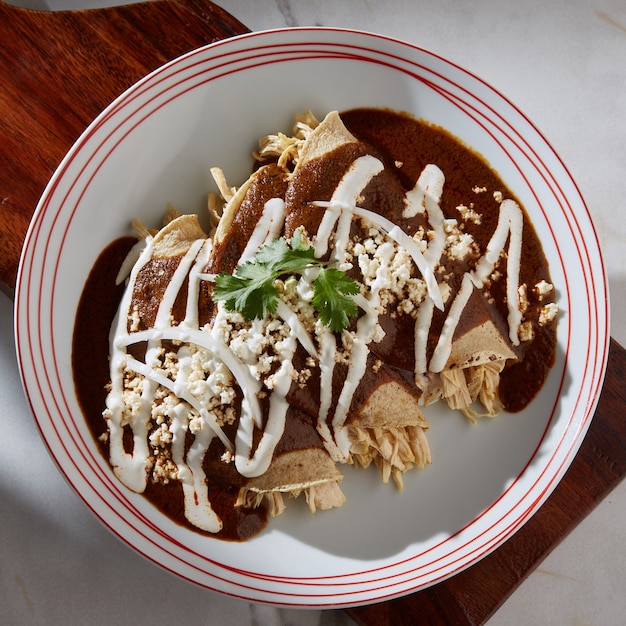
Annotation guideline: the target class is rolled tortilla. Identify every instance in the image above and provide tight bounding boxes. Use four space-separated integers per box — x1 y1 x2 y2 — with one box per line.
150 213 207 258
281 112 432 484
208 163 290 274
233 405 346 516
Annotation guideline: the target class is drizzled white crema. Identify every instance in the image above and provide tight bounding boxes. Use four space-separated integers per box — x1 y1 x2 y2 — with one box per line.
428 199 523 374
107 236 227 532
104 149 526 532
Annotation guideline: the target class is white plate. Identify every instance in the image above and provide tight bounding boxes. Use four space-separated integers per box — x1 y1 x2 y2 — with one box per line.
15 28 609 607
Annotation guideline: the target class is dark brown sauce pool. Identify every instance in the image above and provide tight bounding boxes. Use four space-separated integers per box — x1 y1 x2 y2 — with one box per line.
340 109 556 407
72 108 556 541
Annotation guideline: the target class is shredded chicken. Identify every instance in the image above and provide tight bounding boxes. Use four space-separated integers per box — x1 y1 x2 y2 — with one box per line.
349 425 431 490
210 166 237 202
235 479 345 517
304 482 346 513
440 368 474 412
440 360 505 422
132 218 155 239
466 360 505 418
207 192 222 232
236 489 286 517
254 109 320 169
132 204 180 240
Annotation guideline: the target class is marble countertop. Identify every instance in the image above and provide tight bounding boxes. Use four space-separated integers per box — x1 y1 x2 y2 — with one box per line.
1 0 624 624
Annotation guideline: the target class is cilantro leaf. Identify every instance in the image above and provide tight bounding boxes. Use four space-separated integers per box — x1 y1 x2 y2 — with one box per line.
212 235 359 332
257 235 316 273
213 270 279 319
289 229 306 251
312 267 359 333
254 237 290 267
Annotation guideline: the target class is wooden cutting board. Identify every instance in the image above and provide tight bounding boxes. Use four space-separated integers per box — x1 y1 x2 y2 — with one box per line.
0 0 248 295
1 2 623 623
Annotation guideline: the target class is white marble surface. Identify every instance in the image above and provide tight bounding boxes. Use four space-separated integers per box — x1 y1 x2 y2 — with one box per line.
1 0 625 624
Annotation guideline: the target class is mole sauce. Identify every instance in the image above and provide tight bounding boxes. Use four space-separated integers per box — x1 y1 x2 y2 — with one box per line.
72 108 557 540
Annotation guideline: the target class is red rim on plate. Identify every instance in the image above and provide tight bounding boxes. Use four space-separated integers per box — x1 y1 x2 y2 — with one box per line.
15 28 609 607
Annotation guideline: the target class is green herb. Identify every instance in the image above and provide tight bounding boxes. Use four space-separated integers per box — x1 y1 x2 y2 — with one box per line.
213 232 359 332
311 267 359 332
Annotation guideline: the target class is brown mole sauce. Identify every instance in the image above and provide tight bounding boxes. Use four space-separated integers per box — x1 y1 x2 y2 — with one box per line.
73 237 267 541
72 108 556 541
339 108 556 411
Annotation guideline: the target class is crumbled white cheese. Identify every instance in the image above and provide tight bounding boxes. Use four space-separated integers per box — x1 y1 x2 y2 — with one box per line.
129 306 141 332
351 232 430 320
295 368 313 387
535 280 554 300
149 422 173 447
443 218 458 234
457 204 482 225
443 218 479 260
518 283 529 314
189 414 203 434
539 303 559 325
371 323 386 343
448 232 478 260
519 320 535 342
152 456 178 483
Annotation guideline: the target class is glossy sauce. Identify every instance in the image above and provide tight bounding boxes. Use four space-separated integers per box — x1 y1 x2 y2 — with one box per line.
340 109 555 405
72 108 557 539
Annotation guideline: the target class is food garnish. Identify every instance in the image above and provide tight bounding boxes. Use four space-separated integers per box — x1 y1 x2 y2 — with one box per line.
213 231 359 332
73 108 558 541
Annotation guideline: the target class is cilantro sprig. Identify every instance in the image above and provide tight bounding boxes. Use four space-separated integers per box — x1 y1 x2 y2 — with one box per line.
213 232 359 332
